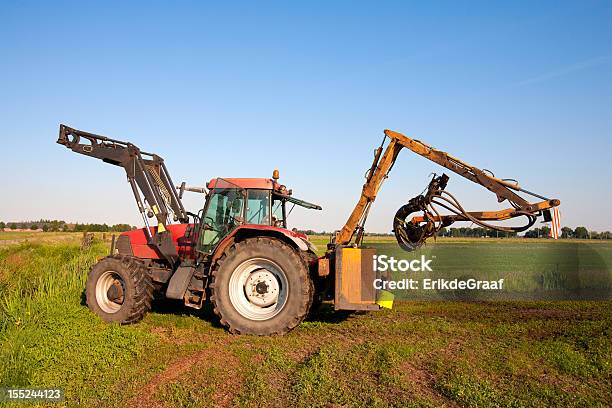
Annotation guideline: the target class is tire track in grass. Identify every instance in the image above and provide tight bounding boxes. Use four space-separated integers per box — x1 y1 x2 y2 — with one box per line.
127 337 241 408
397 361 459 407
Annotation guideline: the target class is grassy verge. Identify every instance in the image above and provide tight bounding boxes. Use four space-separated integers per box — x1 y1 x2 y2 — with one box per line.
0 241 157 406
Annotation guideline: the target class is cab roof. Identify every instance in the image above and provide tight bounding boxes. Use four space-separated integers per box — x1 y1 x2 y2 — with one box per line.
206 177 322 210
207 178 278 191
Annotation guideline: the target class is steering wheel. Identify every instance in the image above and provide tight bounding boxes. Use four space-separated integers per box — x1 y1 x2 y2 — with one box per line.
186 211 200 224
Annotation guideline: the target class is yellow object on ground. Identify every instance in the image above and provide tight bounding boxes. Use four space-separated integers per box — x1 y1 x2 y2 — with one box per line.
376 290 394 309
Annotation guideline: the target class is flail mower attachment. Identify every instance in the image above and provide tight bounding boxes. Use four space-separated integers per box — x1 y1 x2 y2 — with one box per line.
394 174 450 251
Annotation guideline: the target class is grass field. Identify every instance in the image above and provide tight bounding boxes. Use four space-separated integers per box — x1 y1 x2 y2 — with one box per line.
0 232 611 407
310 235 612 301
0 231 81 247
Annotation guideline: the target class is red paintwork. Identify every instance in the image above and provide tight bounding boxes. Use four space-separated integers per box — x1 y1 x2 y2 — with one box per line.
225 224 308 241
120 223 193 259
207 178 281 191
120 223 308 260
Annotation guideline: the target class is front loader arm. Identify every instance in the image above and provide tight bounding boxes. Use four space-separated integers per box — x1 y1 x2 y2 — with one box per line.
57 124 188 264
336 129 560 250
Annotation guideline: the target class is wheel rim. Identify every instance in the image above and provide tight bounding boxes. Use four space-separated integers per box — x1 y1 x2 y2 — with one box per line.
96 270 125 313
228 258 289 321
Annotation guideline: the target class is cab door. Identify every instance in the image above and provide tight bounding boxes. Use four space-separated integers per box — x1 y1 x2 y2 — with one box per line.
197 179 245 253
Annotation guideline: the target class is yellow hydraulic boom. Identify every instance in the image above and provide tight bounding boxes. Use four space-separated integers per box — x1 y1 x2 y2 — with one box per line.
336 129 560 250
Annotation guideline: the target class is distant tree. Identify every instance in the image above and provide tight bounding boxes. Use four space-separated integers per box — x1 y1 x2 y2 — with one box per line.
110 224 133 232
525 226 557 238
574 226 589 239
561 226 573 239
9 223 17 230
71 222 133 232
0 221 5 231
42 224 49 232
48 220 63 232
30 224 38 230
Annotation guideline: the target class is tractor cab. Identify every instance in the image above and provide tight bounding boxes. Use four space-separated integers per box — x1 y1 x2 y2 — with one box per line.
197 174 322 254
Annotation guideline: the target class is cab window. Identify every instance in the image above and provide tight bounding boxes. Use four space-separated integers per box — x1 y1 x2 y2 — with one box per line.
246 189 271 225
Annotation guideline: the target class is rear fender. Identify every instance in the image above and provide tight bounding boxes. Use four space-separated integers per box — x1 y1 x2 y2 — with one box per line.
211 225 316 262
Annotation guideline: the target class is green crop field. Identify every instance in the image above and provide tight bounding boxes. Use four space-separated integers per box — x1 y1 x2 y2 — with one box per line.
311 235 612 300
0 232 611 407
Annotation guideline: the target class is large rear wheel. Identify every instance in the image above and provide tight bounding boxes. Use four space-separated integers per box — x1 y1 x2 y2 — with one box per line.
210 237 313 335
86 256 153 324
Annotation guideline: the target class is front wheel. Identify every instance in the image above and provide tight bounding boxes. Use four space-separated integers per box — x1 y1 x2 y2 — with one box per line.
210 237 313 335
85 256 153 324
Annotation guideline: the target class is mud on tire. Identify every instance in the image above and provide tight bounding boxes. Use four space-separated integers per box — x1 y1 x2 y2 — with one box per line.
210 237 314 335
86 255 154 324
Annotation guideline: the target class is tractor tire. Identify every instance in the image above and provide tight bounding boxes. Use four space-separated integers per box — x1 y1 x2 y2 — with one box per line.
86 255 153 324
210 237 313 335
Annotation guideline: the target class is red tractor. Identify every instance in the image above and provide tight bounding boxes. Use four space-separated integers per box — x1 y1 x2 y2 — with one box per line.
108 177 321 334
57 125 560 335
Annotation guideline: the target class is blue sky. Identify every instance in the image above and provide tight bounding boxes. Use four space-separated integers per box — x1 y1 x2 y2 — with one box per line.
1 1 611 232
